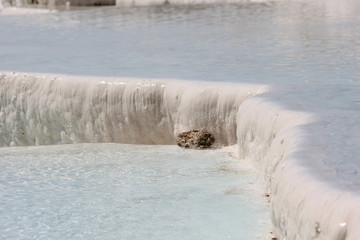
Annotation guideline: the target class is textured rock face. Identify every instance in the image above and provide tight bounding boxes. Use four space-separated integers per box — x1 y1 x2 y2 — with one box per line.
176 129 215 149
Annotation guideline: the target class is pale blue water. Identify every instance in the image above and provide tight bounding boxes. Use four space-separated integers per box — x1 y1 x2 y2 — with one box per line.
0 144 268 239
0 2 359 116
1 1 360 239
0 2 359 84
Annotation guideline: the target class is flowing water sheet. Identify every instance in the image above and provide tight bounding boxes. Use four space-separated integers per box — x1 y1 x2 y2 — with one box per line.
1 1 360 239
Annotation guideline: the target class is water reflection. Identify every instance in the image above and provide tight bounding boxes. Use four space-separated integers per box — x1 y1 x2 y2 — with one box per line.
0 1 360 84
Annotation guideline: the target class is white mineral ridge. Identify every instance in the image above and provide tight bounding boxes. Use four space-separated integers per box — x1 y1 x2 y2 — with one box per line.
0 0 57 16
0 5 56 16
0 72 359 240
0 72 267 146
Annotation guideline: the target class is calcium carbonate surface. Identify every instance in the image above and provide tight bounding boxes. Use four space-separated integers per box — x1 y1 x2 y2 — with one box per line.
1 0 360 239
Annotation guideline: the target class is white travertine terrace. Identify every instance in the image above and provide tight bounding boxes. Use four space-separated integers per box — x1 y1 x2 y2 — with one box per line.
0 72 266 146
1 72 360 240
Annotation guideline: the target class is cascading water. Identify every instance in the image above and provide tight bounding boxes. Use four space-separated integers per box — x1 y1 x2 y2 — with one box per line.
0 72 267 147
0 72 272 240
2 71 360 239
1 1 360 239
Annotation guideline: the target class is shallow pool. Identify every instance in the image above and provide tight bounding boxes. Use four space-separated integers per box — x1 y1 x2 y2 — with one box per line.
0 144 269 239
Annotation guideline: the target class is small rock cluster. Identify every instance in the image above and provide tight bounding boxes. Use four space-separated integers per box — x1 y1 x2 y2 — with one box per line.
176 129 215 149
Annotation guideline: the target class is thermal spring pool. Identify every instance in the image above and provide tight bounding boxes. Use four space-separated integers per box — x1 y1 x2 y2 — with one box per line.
0 144 269 240
1 0 360 239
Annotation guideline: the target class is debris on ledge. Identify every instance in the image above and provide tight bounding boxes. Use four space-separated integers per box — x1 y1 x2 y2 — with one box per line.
176 129 215 149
